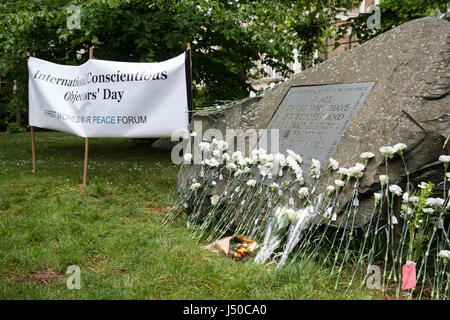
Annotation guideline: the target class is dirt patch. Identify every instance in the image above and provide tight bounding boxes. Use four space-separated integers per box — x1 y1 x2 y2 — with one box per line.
146 206 169 214
12 265 65 285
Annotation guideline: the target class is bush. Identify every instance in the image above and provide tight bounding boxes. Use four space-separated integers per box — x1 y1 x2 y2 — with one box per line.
6 122 25 134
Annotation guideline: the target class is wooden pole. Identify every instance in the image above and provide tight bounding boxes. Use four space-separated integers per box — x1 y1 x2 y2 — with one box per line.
31 126 36 175
83 136 89 187
27 52 37 175
82 47 94 187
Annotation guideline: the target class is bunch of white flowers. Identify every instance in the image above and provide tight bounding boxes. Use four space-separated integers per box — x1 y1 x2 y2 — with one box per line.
273 206 291 230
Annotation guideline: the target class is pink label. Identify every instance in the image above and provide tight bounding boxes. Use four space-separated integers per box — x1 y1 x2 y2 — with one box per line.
402 262 416 291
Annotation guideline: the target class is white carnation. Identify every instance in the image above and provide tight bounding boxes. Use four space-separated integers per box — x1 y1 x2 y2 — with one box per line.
328 158 339 170
388 184 402 196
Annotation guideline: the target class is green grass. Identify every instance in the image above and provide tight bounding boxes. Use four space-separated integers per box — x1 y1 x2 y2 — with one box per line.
0 132 383 299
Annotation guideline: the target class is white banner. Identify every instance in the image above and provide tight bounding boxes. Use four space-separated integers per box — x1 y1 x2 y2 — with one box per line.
28 52 190 138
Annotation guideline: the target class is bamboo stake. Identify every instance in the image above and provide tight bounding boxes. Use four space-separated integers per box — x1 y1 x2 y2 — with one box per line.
27 52 37 175
82 47 94 187
31 126 36 175
83 136 89 187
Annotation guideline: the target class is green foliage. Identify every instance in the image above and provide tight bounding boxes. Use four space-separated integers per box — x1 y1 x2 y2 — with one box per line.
0 0 362 129
6 122 26 134
336 0 448 45
0 0 446 131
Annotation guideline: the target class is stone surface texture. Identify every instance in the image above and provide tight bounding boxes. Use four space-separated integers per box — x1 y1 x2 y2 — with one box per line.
177 18 450 227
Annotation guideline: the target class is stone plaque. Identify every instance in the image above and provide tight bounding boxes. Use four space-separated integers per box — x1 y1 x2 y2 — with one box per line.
266 82 375 184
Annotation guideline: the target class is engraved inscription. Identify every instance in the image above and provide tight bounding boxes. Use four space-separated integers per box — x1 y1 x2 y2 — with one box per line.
266 82 375 185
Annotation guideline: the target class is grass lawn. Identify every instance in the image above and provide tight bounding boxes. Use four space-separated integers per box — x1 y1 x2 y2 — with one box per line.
0 132 383 299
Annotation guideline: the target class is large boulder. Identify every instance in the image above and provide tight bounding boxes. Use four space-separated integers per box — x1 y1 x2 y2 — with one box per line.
256 17 450 227
177 17 450 227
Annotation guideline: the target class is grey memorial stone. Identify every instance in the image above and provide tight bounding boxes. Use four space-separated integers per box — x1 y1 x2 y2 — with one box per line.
177 17 450 227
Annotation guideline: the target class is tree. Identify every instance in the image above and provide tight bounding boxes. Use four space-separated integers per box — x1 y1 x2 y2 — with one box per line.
0 0 445 131
0 0 364 129
336 0 448 46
